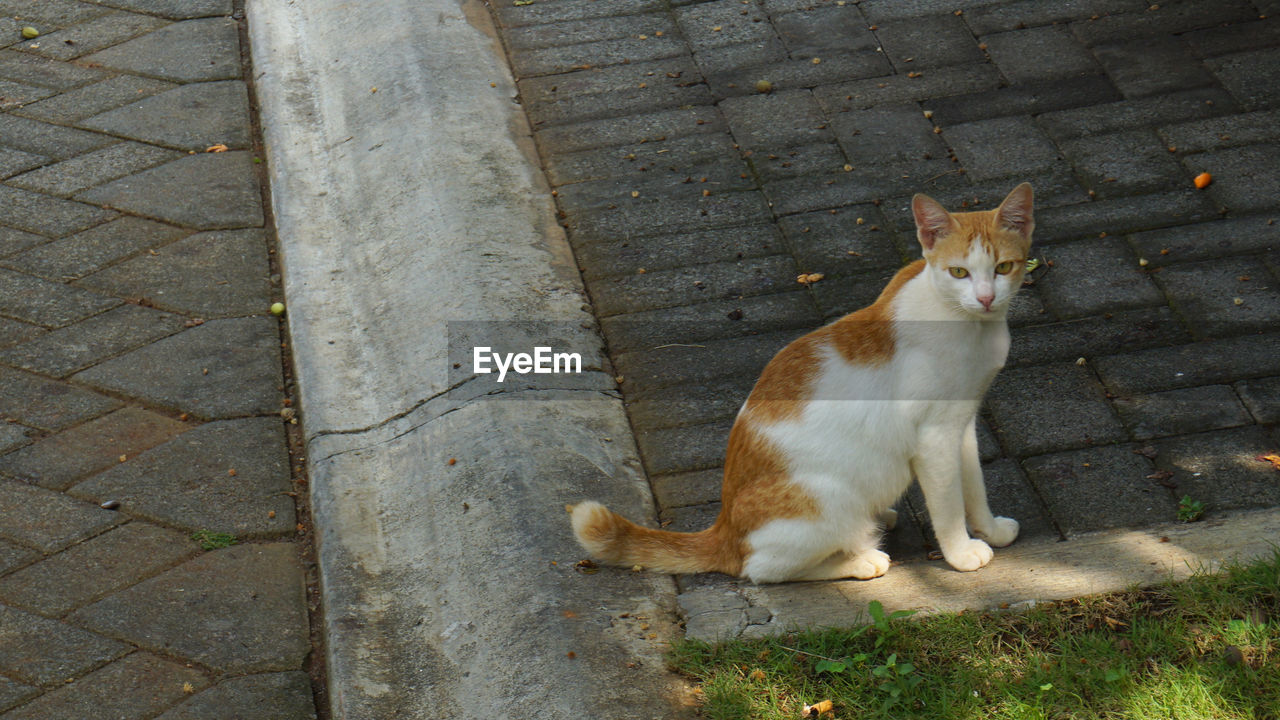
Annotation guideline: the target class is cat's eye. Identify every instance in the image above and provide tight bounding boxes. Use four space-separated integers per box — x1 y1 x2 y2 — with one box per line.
994 261 1016 275
948 267 969 279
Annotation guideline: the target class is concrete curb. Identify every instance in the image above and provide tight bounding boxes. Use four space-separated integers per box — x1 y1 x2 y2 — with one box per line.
681 507 1280 641
246 1 690 717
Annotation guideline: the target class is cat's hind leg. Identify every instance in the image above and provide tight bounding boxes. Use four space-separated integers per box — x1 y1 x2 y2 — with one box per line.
792 516 890 581
741 518 847 583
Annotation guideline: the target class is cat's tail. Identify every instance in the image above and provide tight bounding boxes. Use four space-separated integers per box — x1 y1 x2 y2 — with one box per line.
570 501 738 575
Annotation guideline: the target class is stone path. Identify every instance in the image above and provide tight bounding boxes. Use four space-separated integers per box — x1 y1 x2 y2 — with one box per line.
0 2 318 717
488 0 1280 637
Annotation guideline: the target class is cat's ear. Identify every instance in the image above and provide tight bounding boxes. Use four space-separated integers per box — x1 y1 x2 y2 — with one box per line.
912 193 952 251
996 183 1035 240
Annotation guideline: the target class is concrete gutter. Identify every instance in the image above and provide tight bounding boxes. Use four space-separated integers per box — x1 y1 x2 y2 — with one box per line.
246 1 691 717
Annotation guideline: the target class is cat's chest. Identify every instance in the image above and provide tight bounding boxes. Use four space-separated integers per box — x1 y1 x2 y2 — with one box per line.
901 322 1009 392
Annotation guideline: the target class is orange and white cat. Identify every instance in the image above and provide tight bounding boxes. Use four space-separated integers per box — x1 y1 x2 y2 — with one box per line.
572 183 1034 583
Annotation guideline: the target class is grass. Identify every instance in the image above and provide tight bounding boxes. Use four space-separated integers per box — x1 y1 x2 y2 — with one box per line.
669 550 1280 720
190 529 237 550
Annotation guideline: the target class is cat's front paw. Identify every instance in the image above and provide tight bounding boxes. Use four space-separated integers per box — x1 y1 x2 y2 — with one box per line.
974 516 1019 547
944 538 993 572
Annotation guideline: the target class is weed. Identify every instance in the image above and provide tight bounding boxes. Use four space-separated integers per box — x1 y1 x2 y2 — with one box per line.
191 529 237 550
1178 496 1206 522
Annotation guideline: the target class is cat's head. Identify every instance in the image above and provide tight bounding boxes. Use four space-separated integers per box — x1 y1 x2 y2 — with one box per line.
911 183 1034 318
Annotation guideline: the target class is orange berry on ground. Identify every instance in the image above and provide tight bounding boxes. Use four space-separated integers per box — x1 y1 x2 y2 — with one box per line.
1194 172 1212 188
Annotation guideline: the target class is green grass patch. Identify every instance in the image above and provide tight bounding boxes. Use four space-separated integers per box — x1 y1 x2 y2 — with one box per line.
670 551 1280 719
191 529 237 550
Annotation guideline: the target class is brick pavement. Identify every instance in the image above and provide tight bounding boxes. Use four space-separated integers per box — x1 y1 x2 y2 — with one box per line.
489 0 1280 636
0 2 318 716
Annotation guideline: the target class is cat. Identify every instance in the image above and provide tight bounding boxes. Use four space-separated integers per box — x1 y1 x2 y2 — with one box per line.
572 183 1034 583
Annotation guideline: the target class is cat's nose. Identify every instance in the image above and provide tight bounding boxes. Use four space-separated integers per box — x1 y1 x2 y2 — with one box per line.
977 294 995 310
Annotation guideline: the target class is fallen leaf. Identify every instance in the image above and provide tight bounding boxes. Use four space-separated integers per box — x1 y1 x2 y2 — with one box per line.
205 144 228 153
797 272 825 285
1256 453 1280 470
1134 446 1158 459
749 669 766 681
802 699 835 718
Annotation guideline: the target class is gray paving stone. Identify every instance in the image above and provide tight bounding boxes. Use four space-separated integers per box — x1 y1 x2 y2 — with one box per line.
0 604 128 685
1059 129 1187 199
553 159 753 214
575 224 783 280
779 206 904 276
522 105 723 156
1183 18 1280 58
1157 110 1280 155
924 75 1123 126
0 421 31 454
981 25 1102 84
511 34 686 77
1130 216 1280 268
705 50 893 98
0 78 53 109
1093 333 1280 395
0 406 187 490
832 103 947 165
1236 376 1280 424
0 478 122 552
76 151 264 231
0 538 36 576
651 468 722 510
1184 144 1280 213
76 229 270 317
502 13 675 51
6 140 179 197
73 544 311 673
876 13 984 70
1157 257 1280 338
1035 237 1166 319
82 17 241 82
0 0 113 26
0 366 119 431
84 0 232 19
1152 426 1280 512
811 266 906 319
1207 47 1280 111
519 57 709 127
857 0 1005 23
0 184 117 237
1069 0 1257 46
0 651 208 720
1022 444 1175 535
814 63 1003 114
154 671 317 720
70 417 295 537
747 142 846 182
11 74 175 124
719 89 833 152
80 79 252 149
0 676 37 714
1113 384 1252 442
1037 88 1239 140
1007 306 1190 368
627 374 755 431
964 0 1148 35
492 0 663 29
944 116 1061 182
773 6 879 60
636 418 733 475
24 10 169 61
588 254 798 317
0 303 185 377
1033 190 1219 244
674 0 777 52
0 49 106 89
0 521 197 615
544 131 741 186
0 266 120 328
692 37 789 76
72 317 284 420
568 188 772 243
762 157 965 215
987 362 1128 457
1093 36 1218 99
615 328 799 393
0 227 45 258
1 216 187 280
0 146 45 180
601 289 820 355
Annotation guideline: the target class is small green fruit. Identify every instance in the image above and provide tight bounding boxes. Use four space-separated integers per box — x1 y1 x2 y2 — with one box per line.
754 79 773 94
270 302 285 315
21 26 39 39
